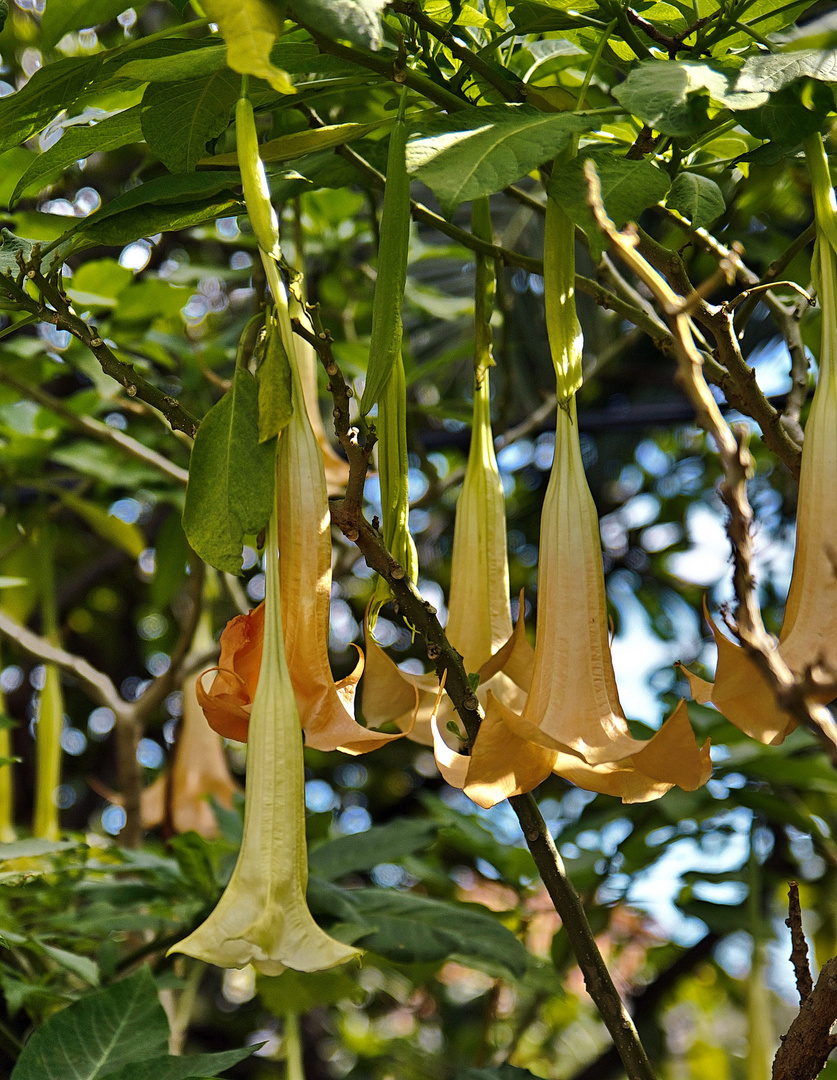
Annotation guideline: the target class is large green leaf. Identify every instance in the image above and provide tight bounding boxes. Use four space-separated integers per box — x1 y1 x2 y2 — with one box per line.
613 61 766 138
117 44 228 83
41 0 153 48
548 149 671 261
102 1049 255 1080
736 81 834 147
309 818 438 880
406 105 592 213
141 70 239 173
736 48 837 93
345 889 530 977
289 0 387 50
0 57 98 154
665 172 725 229
11 107 145 205
9 966 168 1080
182 367 277 575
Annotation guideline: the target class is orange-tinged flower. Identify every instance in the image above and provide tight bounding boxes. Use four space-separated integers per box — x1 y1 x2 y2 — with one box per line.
169 500 359 974
142 668 240 839
198 352 406 755
682 135 837 743
431 199 710 808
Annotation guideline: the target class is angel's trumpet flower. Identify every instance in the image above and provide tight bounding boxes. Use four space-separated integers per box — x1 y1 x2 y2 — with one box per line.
682 134 837 744
296 300 349 496
362 198 512 739
169 500 359 974
198 316 406 755
434 200 710 808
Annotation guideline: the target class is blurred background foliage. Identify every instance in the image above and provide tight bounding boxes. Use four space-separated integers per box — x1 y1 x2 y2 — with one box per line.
0 0 837 1077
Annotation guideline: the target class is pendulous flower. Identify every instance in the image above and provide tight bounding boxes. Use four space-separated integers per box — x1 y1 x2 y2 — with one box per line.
169 497 359 974
682 133 837 743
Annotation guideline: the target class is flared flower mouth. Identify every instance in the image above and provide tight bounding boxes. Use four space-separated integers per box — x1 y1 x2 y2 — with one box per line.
197 351 409 756
169 495 359 975
682 135 837 743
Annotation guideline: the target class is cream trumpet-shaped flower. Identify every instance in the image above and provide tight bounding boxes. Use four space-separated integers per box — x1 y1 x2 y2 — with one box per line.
682 134 837 744
435 397 711 808
360 368 515 744
432 199 710 808
169 500 359 975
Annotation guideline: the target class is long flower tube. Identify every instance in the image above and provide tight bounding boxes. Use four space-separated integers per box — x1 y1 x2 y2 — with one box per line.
682 133 837 743
169 498 359 974
433 198 710 808
201 87 405 754
197 342 409 755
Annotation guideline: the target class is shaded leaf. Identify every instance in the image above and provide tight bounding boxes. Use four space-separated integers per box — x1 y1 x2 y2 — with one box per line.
666 172 725 228
406 105 592 213
736 47 837 94
289 0 387 50
182 367 276 575
309 818 438 881
0 57 98 153
41 0 153 49
548 150 671 261
257 319 293 442
11 107 145 205
58 491 145 560
101 1048 256 1080
117 44 228 83
10 966 169 1080
142 70 240 173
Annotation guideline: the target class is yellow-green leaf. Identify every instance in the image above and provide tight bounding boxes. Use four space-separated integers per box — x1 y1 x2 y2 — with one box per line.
203 0 295 94
201 120 388 167
59 492 145 560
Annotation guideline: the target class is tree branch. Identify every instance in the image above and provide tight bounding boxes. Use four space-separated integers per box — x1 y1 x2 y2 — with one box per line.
0 258 200 438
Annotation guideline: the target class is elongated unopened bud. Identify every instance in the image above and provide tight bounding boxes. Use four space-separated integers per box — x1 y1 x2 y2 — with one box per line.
236 95 281 261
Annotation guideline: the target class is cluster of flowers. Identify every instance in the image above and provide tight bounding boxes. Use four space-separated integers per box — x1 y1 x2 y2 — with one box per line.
166 121 837 976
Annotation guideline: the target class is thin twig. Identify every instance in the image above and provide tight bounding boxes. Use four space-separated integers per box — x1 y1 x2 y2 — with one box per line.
589 162 837 765
0 258 199 438
0 368 188 486
786 881 814 1005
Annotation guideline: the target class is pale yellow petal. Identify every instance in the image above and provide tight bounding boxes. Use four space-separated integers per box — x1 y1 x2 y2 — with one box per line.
446 372 512 673
681 612 796 745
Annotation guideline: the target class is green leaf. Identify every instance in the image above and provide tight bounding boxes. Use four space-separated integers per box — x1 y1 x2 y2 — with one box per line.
97 1048 256 1080
259 968 361 1014
345 889 530 977
39 943 100 986
182 367 277 575
0 228 62 274
9 966 169 1080
41 0 153 48
58 491 146 560
289 0 387 50
406 105 592 213
73 195 241 249
613 61 766 138
117 44 228 83
257 318 293 442
736 81 834 147
460 1069 541 1080
510 0 599 32
0 838 79 859
0 56 98 154
201 0 295 94
309 819 438 880
548 150 671 261
141 71 239 174
11 107 145 205
665 172 725 228
0 0 7 33
736 48 837 94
